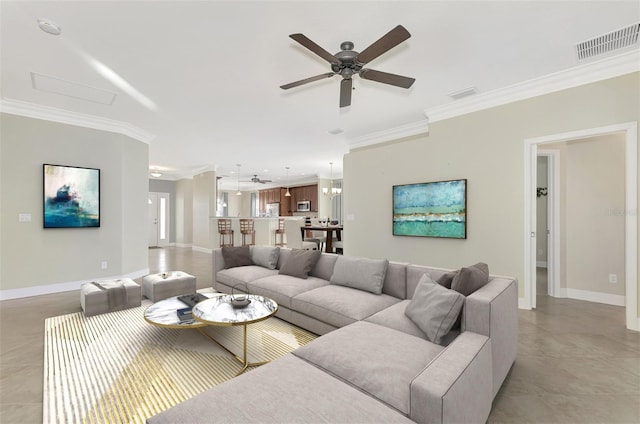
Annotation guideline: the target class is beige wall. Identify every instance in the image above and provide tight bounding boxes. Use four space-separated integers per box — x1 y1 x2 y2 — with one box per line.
192 171 216 250
175 178 193 245
343 73 639 311
0 113 148 292
565 134 626 295
536 157 548 264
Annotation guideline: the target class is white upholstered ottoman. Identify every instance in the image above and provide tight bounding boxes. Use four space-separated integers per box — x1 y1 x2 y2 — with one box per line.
141 271 196 302
80 278 141 316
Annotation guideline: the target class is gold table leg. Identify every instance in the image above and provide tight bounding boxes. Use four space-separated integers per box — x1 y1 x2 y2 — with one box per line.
196 324 271 375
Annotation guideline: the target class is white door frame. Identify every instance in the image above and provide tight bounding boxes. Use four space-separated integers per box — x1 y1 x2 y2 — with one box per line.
537 150 561 298
524 122 638 331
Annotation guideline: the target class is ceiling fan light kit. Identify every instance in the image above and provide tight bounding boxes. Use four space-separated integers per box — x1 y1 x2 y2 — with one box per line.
281 25 415 108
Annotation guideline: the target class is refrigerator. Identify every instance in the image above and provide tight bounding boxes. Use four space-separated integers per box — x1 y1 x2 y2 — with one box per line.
266 203 280 217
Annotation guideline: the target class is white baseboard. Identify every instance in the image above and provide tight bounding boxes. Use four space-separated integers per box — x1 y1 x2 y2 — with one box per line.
192 246 213 254
565 288 625 307
0 268 150 301
518 297 532 310
174 243 193 248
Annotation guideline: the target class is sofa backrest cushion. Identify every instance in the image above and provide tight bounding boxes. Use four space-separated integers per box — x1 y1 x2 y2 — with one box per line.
279 249 321 279
405 274 465 344
406 265 451 299
330 256 388 295
250 245 280 269
382 261 407 299
309 253 339 280
221 246 254 269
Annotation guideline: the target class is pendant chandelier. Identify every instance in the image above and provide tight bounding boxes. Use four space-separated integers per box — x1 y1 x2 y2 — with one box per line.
322 162 342 199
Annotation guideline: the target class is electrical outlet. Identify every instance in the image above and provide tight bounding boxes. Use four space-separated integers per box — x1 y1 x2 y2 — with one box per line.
101 261 108 270
18 213 31 222
608 274 617 284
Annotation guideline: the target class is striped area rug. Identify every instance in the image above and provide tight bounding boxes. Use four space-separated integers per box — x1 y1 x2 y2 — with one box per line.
43 300 317 424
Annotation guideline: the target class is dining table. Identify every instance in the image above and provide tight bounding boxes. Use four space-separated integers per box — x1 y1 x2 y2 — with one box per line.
301 225 343 253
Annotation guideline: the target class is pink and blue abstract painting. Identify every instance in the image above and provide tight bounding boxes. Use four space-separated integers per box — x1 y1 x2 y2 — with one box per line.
393 179 466 239
44 164 100 228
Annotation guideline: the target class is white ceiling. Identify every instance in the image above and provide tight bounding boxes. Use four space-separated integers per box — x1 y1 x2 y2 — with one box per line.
1 1 639 190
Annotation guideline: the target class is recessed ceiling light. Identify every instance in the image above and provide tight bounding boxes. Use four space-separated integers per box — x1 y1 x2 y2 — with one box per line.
38 18 61 36
328 128 344 135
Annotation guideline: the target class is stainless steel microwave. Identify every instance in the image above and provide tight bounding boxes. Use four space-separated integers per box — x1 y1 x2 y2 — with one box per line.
297 201 311 212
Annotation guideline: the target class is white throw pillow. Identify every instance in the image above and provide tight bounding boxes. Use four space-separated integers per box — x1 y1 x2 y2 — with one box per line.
405 274 465 344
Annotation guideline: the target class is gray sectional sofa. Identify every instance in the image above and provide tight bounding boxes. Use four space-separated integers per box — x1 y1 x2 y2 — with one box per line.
148 246 518 424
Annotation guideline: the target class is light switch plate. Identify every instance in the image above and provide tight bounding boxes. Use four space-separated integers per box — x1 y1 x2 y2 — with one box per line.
18 213 31 222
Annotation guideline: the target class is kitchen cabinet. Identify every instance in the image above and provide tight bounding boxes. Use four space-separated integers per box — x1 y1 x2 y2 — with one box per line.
259 184 317 214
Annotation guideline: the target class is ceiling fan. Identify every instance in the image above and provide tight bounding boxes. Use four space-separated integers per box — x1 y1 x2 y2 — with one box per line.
242 174 273 184
280 25 415 108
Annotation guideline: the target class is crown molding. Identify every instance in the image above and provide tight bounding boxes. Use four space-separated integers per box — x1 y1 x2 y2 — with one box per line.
0 98 155 144
424 49 640 123
348 119 429 149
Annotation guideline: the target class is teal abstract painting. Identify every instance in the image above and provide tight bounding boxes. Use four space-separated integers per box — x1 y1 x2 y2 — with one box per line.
44 164 100 228
393 179 466 239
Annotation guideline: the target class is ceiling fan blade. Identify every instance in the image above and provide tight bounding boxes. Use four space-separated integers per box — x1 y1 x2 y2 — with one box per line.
340 78 353 108
280 72 335 90
356 25 411 64
289 33 340 65
359 69 415 89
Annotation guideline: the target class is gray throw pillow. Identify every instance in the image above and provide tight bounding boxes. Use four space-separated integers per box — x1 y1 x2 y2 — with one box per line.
221 245 254 269
451 262 489 296
405 274 465 344
330 256 388 294
436 270 458 289
279 249 321 279
251 246 280 269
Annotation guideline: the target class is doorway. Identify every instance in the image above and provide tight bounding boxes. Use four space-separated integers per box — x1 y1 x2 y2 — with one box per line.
524 122 638 331
149 192 170 247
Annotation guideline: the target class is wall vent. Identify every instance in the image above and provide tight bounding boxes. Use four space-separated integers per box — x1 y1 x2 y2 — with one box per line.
448 86 477 100
576 23 639 61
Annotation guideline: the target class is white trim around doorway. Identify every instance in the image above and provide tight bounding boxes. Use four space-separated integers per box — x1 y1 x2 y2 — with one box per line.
523 122 638 331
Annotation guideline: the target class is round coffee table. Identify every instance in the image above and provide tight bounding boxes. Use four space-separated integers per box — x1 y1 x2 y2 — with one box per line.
193 294 278 373
143 292 219 328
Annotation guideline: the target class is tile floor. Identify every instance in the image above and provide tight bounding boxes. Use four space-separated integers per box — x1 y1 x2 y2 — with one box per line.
0 247 638 423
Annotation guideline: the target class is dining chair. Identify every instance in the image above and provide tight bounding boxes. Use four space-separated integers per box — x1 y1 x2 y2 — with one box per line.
306 218 326 251
217 219 234 247
284 219 317 250
274 218 286 246
239 219 255 246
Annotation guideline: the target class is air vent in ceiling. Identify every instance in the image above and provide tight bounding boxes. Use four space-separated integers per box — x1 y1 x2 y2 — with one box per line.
576 23 639 61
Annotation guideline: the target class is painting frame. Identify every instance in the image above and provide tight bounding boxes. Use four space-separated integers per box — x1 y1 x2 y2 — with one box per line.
392 179 467 239
43 164 101 228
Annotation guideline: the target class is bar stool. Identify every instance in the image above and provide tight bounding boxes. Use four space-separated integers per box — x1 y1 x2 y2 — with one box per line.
218 219 234 247
274 219 286 246
240 219 255 246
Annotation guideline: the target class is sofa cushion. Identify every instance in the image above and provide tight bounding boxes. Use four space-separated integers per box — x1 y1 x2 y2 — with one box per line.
294 321 444 415
251 245 280 269
330 256 388 294
291 285 400 328
451 262 489 296
279 249 321 279
308 253 338 281
405 274 465 344
147 354 414 424
221 245 254 268
216 266 278 289
248 275 328 309
367 299 460 346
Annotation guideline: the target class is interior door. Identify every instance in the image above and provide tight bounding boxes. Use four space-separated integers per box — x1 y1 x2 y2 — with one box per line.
149 192 170 247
